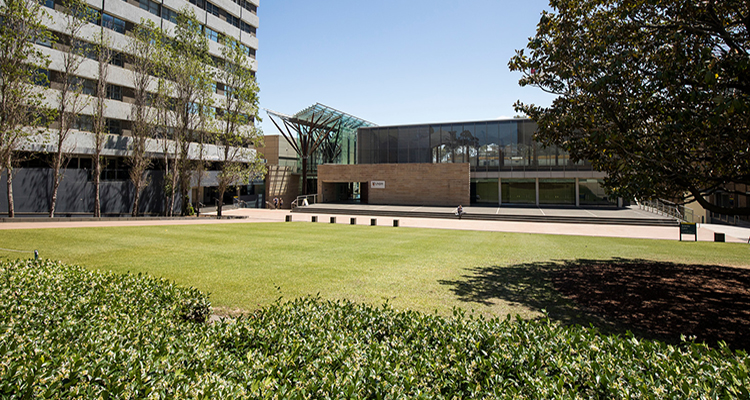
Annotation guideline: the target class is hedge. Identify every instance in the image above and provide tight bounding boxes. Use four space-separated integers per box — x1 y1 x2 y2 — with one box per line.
1 259 748 398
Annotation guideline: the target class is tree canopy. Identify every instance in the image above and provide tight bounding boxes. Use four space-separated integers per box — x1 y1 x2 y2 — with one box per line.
509 0 750 216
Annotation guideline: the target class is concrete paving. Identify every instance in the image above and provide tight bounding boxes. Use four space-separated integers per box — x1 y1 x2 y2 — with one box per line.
0 207 748 243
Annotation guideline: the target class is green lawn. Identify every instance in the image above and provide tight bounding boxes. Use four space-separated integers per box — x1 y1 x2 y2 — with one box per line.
1 222 748 319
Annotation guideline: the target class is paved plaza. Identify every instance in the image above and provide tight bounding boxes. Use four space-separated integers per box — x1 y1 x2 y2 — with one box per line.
0 206 748 243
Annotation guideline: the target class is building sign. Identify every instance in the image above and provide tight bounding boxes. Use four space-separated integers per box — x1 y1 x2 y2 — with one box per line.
679 223 697 242
370 181 386 189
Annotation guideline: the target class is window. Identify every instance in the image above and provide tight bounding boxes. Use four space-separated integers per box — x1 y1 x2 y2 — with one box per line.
106 119 122 135
102 14 125 34
161 7 178 23
85 7 101 25
41 0 54 9
232 0 256 14
33 69 50 87
83 42 97 60
240 21 256 35
226 13 240 28
139 0 160 16
106 84 122 101
35 36 52 48
77 78 96 96
205 1 221 17
205 27 221 43
189 0 205 10
74 115 93 132
110 52 124 67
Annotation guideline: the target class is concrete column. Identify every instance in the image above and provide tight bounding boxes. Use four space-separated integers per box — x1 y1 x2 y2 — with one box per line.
535 178 540 206
575 178 580 207
498 178 502 206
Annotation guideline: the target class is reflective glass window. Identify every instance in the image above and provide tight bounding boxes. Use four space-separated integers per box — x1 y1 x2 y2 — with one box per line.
206 1 221 17
499 122 518 168
161 7 178 23
539 179 575 205
398 127 411 163
139 0 160 16
106 84 122 100
485 122 499 170
501 179 536 204
106 119 122 135
378 129 388 164
102 14 125 34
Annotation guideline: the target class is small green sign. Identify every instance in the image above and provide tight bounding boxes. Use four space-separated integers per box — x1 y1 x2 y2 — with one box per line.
680 223 697 241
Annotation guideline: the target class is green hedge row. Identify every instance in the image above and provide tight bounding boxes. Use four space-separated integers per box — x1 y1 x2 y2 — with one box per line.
1 259 748 398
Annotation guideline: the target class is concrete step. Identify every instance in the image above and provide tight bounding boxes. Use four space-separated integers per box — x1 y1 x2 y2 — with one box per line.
292 207 679 227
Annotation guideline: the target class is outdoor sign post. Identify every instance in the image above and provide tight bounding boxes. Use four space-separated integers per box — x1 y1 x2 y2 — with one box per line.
679 222 697 242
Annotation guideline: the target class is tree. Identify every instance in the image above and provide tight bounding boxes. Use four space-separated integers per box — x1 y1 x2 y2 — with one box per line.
169 8 214 215
127 20 160 217
509 0 750 215
47 0 92 217
0 0 51 218
213 38 264 217
91 30 112 218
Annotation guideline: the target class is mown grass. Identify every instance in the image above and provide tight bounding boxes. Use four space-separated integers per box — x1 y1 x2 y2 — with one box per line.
1 222 748 319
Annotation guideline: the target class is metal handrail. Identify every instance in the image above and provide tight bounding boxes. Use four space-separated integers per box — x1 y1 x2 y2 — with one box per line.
293 194 317 208
637 198 694 223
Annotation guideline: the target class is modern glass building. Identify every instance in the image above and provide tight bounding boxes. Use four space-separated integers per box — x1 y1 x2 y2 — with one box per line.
356 119 612 206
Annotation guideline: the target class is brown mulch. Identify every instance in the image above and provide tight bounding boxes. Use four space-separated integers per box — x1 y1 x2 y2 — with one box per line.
553 260 750 350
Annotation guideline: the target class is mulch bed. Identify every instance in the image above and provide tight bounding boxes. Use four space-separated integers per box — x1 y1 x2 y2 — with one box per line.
553 260 750 351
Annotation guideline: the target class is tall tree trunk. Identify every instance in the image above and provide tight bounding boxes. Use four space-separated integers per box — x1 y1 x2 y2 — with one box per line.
49 158 62 218
131 173 142 217
94 158 101 217
6 168 14 218
217 187 224 218
169 158 178 217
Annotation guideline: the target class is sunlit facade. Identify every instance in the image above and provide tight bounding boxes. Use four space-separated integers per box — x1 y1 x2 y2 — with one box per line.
356 119 612 206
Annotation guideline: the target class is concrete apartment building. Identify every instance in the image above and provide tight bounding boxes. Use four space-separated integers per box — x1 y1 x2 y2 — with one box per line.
0 0 260 216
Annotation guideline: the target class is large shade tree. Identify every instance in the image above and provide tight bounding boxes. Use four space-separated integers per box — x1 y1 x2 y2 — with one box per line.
509 0 750 215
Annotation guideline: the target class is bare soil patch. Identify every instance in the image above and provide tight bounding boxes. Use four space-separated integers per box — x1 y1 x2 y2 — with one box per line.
554 260 750 350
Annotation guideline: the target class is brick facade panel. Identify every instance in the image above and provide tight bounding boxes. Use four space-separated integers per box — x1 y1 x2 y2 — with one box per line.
318 163 470 207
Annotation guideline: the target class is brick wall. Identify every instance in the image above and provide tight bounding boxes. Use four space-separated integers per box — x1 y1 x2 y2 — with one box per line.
265 165 299 209
318 163 470 206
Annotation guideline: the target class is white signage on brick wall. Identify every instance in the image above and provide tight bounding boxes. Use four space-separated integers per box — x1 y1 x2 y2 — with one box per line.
370 181 386 189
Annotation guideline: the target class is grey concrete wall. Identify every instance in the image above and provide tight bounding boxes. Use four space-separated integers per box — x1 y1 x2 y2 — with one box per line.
0 168 180 216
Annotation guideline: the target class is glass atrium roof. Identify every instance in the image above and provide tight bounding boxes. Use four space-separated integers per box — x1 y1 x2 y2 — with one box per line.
291 103 377 131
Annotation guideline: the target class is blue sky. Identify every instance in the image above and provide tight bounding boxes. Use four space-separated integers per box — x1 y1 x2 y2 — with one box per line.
256 0 556 134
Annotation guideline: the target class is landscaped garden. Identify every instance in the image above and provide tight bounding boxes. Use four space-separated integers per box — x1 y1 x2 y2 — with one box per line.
1 223 749 397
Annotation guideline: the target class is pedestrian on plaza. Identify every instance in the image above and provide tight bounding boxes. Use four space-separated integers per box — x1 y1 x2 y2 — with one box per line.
273 197 279 209
455 205 464 220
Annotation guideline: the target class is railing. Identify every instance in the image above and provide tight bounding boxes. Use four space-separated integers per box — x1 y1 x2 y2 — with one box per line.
293 194 318 209
638 198 694 223
708 211 750 228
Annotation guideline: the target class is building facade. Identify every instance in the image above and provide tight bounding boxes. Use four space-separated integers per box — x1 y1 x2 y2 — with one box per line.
317 119 612 207
1 0 260 216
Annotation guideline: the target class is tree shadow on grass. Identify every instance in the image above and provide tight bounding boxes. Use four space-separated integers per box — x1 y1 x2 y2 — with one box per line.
439 259 750 351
